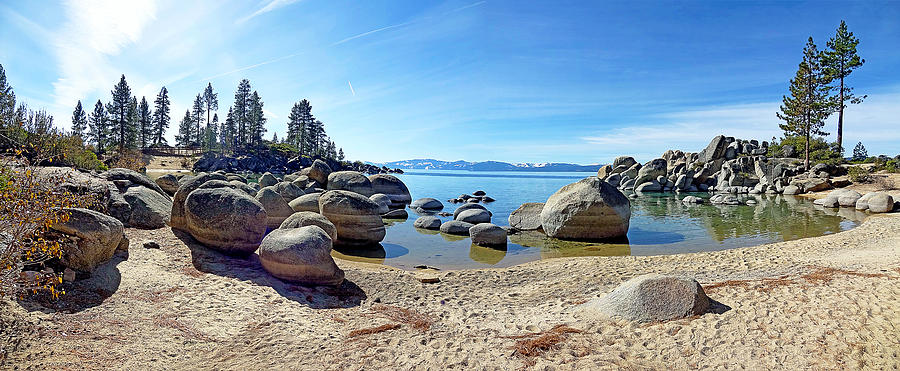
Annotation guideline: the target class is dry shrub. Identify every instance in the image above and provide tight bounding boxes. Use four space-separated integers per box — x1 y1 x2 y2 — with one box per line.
371 304 433 332
505 324 583 359
110 148 148 171
0 155 96 299
801 267 890 284
705 266 894 293
347 323 400 339
180 265 205 278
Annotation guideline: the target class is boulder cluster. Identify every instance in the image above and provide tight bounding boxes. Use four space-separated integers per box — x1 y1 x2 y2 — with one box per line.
411 191 508 247
814 189 895 213
167 159 414 285
192 152 403 175
598 135 848 196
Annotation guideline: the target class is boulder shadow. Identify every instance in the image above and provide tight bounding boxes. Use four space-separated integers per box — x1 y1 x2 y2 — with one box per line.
706 298 732 315
21 250 126 314
174 229 366 309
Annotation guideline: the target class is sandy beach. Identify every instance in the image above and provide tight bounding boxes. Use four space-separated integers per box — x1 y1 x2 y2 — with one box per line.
2 211 899 370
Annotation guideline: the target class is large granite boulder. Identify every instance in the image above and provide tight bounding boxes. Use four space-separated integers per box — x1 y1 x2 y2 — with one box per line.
319 190 385 246
256 187 294 229
258 172 278 187
368 174 412 209
289 192 322 213
327 171 375 197
308 159 332 185
155 174 180 195
469 223 507 247
279 211 338 241
633 159 667 186
413 216 442 230
170 173 228 230
540 177 631 240
440 220 474 235
855 192 877 211
123 186 172 229
369 193 392 214
509 202 544 231
258 226 344 286
698 135 727 163
868 192 895 213
274 181 305 202
596 165 613 179
50 208 126 272
184 187 267 255
581 273 710 323
456 209 491 224
611 156 637 174
635 181 662 193
101 168 169 198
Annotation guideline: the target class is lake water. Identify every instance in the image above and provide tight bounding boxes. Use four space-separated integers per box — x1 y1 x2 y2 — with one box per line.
332 170 865 270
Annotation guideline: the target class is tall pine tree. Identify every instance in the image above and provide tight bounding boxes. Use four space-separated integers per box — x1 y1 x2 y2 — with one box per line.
822 20 865 154
248 91 266 148
88 99 108 152
176 110 194 147
205 113 219 150
126 96 139 148
191 93 205 146
232 79 252 149
202 83 218 138
106 75 133 150
71 100 88 138
0 64 17 128
777 37 831 170
152 87 171 146
138 97 152 147
221 107 235 152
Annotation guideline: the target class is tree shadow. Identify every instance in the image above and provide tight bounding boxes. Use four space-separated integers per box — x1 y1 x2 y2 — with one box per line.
20 250 127 314
174 229 366 309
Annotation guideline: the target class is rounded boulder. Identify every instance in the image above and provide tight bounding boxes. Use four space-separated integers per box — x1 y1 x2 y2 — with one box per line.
319 190 386 246
540 177 631 240
185 187 267 255
259 226 345 286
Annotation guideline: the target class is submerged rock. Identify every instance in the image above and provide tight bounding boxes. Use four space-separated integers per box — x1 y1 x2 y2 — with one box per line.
411 198 444 211
413 216 442 230
540 177 631 240
581 273 710 323
455 209 492 224
469 223 507 247
440 220 474 235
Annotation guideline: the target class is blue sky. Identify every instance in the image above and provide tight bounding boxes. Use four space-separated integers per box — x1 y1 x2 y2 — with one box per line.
1 0 899 164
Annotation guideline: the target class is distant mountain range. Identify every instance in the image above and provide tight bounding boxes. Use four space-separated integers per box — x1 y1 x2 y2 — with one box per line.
375 159 603 172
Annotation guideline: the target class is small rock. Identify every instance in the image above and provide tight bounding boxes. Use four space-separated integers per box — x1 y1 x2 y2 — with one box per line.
142 240 160 249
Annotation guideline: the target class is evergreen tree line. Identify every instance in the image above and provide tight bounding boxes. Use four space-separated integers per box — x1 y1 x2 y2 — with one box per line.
777 20 865 170
70 76 345 160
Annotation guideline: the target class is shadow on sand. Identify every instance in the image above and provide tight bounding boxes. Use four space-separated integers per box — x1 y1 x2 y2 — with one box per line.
22 250 127 314
174 229 366 309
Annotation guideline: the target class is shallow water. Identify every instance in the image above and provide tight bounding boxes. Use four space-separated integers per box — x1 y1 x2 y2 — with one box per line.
148 169 865 270
334 170 865 270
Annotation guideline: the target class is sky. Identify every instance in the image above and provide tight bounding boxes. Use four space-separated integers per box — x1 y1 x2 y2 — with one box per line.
1 0 899 164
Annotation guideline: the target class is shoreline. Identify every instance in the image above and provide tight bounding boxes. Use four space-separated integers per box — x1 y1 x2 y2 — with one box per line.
3 210 899 369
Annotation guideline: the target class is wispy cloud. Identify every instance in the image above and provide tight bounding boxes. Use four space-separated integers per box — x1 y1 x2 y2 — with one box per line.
348 81 356 96
199 51 302 81
331 21 416 46
51 0 158 121
238 0 303 24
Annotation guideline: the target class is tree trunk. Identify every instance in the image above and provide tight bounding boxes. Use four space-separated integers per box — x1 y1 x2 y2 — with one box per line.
805 131 810 171
837 74 844 154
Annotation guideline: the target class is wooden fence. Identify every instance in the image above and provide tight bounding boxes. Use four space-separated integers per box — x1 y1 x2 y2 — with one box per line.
140 146 203 157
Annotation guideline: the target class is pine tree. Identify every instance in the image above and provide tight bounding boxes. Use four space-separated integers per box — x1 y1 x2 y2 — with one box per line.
0 64 17 128
126 96 139 148
191 93 205 146
822 20 866 154
232 79 252 149
152 87 171 146
202 83 218 139
138 97 152 148
88 100 108 152
337 148 345 161
176 110 194 147
248 91 266 148
852 142 867 161
272 132 278 143
221 107 235 152
206 113 219 150
71 100 88 138
777 37 831 170
106 75 133 150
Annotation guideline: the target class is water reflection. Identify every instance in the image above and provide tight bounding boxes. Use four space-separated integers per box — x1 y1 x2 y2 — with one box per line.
469 244 507 265
331 243 410 265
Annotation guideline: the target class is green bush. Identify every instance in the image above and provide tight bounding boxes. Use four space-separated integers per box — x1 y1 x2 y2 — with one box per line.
768 135 843 166
847 166 871 183
268 142 298 157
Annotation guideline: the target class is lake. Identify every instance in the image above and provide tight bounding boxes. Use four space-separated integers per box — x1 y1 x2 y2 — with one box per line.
332 170 865 270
